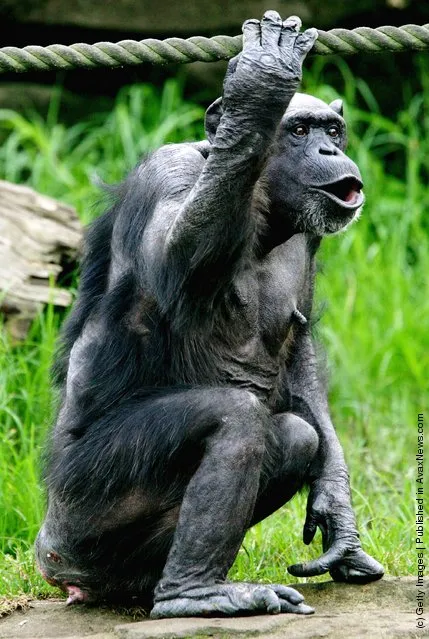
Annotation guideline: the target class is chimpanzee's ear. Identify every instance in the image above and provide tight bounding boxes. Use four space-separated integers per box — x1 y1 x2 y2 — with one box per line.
329 99 344 116
205 97 223 144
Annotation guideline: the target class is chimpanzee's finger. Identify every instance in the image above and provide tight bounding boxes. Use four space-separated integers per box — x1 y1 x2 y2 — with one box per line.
287 543 347 577
283 16 302 31
279 16 302 48
303 513 318 545
242 19 261 47
294 28 318 59
260 10 283 47
271 584 305 604
252 586 281 614
280 600 315 615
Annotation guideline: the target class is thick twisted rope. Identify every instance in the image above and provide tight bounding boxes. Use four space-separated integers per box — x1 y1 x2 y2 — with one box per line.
0 23 428 74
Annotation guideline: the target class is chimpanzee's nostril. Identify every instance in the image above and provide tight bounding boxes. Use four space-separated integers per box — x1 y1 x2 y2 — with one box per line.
319 146 338 155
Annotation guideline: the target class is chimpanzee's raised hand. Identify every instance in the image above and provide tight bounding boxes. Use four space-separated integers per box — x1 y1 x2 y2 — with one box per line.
222 11 317 118
288 476 384 583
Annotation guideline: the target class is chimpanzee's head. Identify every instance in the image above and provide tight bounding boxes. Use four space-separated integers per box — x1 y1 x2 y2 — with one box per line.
205 93 364 236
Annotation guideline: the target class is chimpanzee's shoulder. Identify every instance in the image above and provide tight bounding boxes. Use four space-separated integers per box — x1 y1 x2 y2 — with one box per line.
142 140 210 170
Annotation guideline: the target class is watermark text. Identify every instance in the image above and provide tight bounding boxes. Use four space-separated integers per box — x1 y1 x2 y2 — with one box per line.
415 413 425 630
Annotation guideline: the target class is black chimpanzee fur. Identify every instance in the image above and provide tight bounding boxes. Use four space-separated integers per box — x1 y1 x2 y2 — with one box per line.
35 12 384 618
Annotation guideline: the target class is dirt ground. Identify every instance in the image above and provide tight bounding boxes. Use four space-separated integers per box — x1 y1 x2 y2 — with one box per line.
0 577 426 639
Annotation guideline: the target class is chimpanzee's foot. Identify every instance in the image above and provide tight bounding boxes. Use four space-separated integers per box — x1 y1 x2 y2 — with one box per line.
329 548 384 584
150 583 314 618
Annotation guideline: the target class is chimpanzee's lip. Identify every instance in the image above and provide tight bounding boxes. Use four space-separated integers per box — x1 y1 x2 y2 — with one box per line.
311 176 364 210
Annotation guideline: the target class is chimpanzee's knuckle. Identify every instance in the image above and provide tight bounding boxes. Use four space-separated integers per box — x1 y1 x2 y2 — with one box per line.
347 537 362 551
311 493 330 512
257 52 278 68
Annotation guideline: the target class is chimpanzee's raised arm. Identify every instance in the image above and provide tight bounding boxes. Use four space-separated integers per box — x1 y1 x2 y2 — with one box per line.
140 13 317 309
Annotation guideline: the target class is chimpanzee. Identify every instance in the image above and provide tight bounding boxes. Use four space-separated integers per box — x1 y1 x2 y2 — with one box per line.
35 11 384 618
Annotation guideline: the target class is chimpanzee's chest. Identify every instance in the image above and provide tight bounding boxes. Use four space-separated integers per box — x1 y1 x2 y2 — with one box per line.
256 233 310 354
223 234 311 397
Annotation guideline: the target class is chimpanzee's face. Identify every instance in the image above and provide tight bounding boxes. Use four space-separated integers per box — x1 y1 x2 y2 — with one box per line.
265 93 364 235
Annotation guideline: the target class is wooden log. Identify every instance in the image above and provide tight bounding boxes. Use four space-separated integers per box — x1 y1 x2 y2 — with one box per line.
0 180 83 340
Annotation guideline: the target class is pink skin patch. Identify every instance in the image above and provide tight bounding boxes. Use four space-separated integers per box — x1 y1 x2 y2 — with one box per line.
37 553 90 604
315 176 363 208
66 585 89 605
345 188 360 204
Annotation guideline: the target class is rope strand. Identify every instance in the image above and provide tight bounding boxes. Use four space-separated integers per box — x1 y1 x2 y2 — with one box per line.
0 23 428 74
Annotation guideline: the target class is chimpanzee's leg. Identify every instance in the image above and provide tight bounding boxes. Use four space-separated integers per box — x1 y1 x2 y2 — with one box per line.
37 390 316 614
251 413 319 525
38 387 267 604
150 410 317 618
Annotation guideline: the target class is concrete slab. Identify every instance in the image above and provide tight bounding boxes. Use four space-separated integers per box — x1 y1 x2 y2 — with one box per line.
0 599 129 639
0 578 426 639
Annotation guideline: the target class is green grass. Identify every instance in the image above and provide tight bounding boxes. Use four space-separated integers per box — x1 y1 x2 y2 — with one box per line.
0 63 427 599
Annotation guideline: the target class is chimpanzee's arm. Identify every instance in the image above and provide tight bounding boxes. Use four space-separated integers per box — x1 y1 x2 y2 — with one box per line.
141 17 317 312
285 325 384 583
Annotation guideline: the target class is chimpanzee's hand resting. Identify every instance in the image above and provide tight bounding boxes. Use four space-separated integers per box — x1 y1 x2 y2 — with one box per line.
151 583 314 618
288 477 384 583
222 11 318 117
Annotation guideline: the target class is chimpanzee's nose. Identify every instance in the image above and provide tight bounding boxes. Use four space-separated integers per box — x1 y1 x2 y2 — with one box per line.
319 144 339 156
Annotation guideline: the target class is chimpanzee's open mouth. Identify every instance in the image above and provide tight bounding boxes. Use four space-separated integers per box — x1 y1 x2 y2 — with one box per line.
312 176 364 210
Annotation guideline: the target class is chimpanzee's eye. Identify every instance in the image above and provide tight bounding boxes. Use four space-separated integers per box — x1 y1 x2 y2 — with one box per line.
293 124 308 137
328 126 340 138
